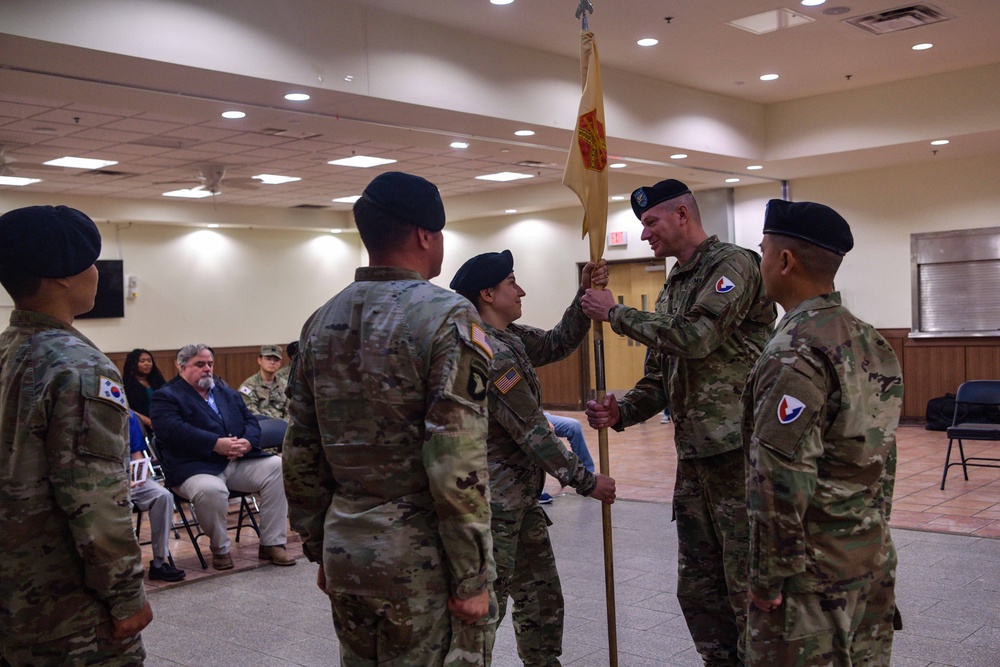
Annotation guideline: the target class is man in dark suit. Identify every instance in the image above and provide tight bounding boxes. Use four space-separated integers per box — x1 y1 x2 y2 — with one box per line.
151 343 295 570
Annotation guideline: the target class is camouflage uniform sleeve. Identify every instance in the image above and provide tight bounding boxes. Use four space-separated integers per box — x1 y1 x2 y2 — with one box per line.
424 311 495 599
238 376 262 414
616 348 668 429
512 288 591 368
283 330 335 563
745 350 828 600
488 351 596 494
609 252 760 359
46 364 147 620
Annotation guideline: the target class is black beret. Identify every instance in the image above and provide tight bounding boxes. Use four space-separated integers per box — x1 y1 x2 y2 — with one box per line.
450 249 514 293
360 172 445 231
631 179 692 219
286 340 299 358
763 199 854 256
0 205 101 278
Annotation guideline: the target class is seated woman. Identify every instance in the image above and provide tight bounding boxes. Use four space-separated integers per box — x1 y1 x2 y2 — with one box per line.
122 348 166 432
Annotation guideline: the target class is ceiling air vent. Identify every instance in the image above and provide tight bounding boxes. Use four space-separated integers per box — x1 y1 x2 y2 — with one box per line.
514 160 560 169
260 128 322 140
846 4 953 35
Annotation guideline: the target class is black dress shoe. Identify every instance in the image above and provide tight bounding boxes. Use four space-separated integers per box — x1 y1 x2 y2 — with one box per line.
148 560 186 582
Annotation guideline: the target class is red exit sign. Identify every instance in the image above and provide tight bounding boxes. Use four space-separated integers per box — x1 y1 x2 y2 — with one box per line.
608 230 628 247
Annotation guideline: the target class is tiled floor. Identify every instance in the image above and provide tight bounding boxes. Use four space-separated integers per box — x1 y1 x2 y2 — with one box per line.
141 498 1000 667
135 414 1000 665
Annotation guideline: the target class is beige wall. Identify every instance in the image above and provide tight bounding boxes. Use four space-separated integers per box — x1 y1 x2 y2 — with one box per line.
4 151 1000 349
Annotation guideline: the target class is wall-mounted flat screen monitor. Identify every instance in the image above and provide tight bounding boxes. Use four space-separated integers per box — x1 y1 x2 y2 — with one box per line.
78 259 124 319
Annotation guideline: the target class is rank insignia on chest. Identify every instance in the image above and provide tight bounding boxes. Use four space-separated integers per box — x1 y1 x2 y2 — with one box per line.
471 323 493 358
777 394 806 424
98 376 129 408
494 367 522 394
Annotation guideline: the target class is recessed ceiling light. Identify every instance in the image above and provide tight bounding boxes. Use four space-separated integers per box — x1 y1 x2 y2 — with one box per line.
611 195 626 201
801 0 826 6
450 141 470 149
725 178 741 183
912 43 933 51
332 195 362 203
609 163 627 169
476 172 534 182
327 156 397 168
330 229 343 234
747 165 763 170
284 93 310 101
207 224 220 228
491 0 514 4
163 188 215 199
514 130 535 137
221 110 246 119
759 73 780 81
670 153 688 160
44 156 118 169
344 75 354 82
637 38 659 47
505 209 518 213
930 139 950 146
0 175 41 186
253 174 301 184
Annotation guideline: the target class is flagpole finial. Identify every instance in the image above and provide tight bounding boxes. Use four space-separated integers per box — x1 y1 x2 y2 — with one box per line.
575 0 594 30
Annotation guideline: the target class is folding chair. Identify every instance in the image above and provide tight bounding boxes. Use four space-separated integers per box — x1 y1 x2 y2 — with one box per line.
940 380 1000 489
146 436 261 569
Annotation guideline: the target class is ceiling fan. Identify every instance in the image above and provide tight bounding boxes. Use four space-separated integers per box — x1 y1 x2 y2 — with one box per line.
155 163 261 194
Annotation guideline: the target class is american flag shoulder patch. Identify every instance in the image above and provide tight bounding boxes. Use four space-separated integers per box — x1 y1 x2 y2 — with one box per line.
471 323 493 358
494 367 522 394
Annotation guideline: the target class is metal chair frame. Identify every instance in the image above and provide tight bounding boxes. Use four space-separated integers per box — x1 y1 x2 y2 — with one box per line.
940 380 1000 489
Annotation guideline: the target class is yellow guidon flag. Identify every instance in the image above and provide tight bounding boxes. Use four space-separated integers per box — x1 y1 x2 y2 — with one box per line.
562 30 608 264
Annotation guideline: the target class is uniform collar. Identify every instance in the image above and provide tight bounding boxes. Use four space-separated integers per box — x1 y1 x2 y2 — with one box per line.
355 266 424 282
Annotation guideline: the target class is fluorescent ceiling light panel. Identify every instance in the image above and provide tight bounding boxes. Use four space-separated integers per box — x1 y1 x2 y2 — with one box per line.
475 172 534 182
725 178 741 183
609 163 627 169
514 130 535 137
670 153 688 160
44 156 118 169
253 174 301 184
221 110 246 119
450 141 470 149
332 195 362 203
163 188 215 198
327 156 397 168
505 209 518 213
637 38 659 46
0 176 42 186
728 8 813 35
284 93 310 101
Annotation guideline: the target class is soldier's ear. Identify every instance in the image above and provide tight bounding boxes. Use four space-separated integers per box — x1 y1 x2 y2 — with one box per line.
479 287 494 304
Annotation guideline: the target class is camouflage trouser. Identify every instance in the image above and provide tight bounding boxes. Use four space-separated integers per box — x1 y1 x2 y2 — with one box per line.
329 590 491 667
0 622 144 667
746 547 897 667
486 503 563 667
674 449 749 667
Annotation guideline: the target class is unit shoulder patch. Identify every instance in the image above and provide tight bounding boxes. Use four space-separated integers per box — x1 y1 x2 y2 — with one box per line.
777 394 806 424
715 275 736 293
240 385 252 396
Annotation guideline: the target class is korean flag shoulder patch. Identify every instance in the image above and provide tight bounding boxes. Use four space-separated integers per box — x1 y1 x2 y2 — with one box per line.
98 375 129 409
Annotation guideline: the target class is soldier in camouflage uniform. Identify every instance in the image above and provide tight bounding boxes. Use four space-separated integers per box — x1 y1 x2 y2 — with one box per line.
742 200 903 667
583 180 776 667
0 206 152 666
451 250 616 667
238 344 289 419
283 172 496 667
